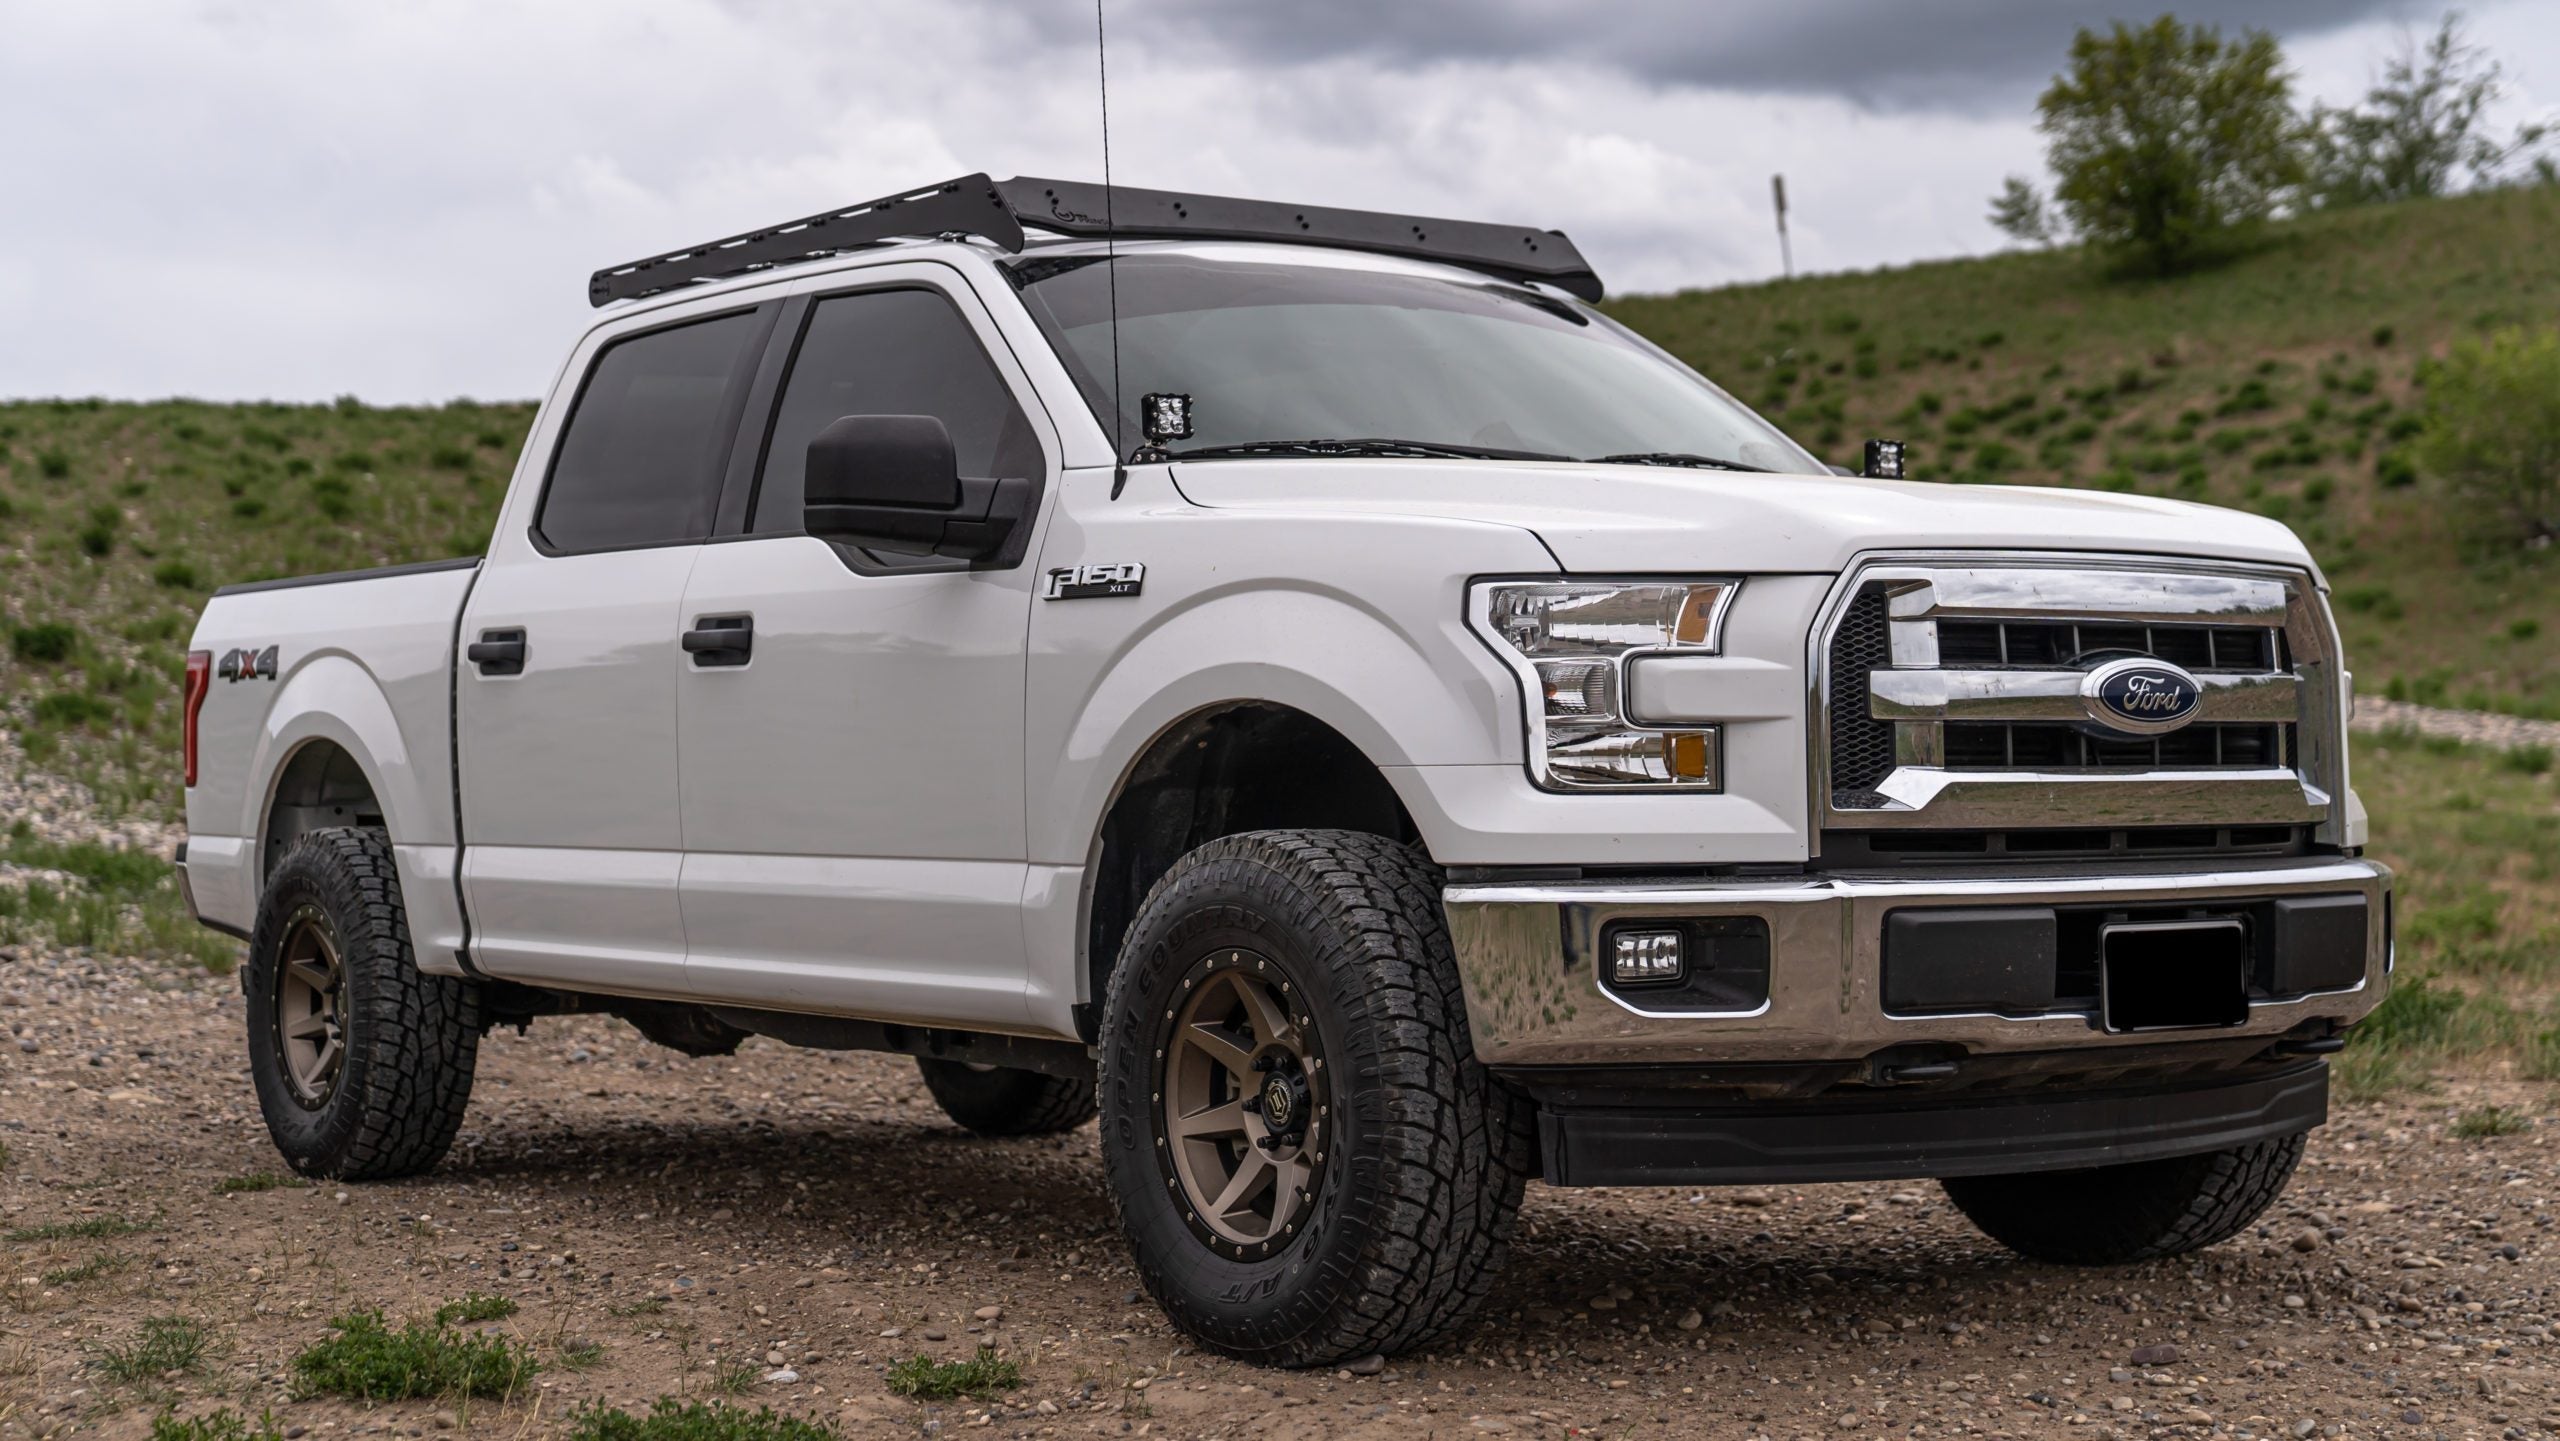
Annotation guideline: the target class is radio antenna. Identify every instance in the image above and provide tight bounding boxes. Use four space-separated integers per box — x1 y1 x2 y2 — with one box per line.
1097 0 1129 500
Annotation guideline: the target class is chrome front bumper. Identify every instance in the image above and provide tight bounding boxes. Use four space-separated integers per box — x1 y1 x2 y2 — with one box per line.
1444 856 2391 1067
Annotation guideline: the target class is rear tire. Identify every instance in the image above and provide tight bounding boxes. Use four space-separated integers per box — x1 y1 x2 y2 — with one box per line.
244 827 482 1180
1941 1132 2307 1264
915 1058 1096 1136
1097 829 1533 1367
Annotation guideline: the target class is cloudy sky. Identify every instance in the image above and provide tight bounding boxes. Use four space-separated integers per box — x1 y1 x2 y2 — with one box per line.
3 0 2549 404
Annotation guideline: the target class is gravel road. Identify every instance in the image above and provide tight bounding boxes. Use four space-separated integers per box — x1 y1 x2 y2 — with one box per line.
3 944 2554 1441
2351 699 2560 753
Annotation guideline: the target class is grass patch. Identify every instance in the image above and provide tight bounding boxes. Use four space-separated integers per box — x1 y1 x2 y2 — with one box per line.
7 1214 153 1243
884 1346 1021 1402
290 1310 538 1401
567 1399 840 1441
150 1410 285 1441
709 1359 759 1396
433 1293 518 1326
214 1172 302 1194
2454 1105 2533 1138
41 1252 135 1287
88 1315 211 1383
608 1297 668 1318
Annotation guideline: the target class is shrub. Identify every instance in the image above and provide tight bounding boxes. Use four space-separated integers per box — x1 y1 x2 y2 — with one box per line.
2216 378 2276 416
2453 1105 2531 1139
33 692 118 730
2510 617 2541 641
310 474 354 521
885 1346 1020 1401
151 1409 285 1441
428 444 473 470
2336 584 2403 618
36 448 71 478
2415 328 2560 546
567 1400 839 1441
152 559 202 589
89 1315 210 1383
79 502 121 557
11 622 76 663
2375 450 2419 488
290 1310 537 1401
433 1293 518 1326
2501 744 2554 776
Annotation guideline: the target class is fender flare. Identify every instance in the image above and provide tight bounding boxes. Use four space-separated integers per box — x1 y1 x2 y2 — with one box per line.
242 653 443 886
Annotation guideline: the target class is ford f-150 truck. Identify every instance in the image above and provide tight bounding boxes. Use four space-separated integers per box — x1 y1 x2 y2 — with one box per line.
181 174 2389 1366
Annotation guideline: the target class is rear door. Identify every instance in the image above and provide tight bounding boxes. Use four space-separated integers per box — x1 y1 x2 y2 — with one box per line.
456 303 775 993
674 269 1056 1028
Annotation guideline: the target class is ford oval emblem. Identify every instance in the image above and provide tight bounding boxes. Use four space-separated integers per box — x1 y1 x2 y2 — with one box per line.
2079 657 2204 735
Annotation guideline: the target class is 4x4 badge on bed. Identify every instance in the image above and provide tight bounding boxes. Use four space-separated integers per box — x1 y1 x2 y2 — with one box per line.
217 644 280 682
1043 563 1145 600
2079 656 2202 736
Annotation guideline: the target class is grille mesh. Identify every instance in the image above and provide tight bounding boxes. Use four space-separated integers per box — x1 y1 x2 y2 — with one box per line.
1826 584 1896 804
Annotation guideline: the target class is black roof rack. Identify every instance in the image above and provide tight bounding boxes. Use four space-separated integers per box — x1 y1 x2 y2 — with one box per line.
589 173 1603 308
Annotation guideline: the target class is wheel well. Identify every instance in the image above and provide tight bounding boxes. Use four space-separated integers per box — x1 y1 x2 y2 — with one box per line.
261 740 385 884
1083 704 1417 1036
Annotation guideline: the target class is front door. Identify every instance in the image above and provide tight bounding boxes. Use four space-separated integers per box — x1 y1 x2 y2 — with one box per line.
676 277 1056 1029
458 304 772 993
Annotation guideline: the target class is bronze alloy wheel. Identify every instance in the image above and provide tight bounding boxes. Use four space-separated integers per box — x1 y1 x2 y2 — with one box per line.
271 903 349 1109
1154 947 1329 1260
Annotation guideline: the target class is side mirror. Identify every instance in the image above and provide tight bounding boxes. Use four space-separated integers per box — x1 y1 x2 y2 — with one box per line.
802 415 1031 562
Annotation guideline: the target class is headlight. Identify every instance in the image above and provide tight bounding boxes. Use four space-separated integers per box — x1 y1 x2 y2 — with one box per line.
1470 580 1739 790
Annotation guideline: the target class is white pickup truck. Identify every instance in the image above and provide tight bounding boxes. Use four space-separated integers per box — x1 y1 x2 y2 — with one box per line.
181 175 2390 1366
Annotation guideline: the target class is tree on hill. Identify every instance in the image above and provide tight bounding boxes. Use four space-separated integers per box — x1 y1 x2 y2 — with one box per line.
2418 329 2560 550
2307 12 2554 208
1991 16 2306 274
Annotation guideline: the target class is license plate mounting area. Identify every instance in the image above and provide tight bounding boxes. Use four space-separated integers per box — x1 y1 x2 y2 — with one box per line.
2100 918 2250 1033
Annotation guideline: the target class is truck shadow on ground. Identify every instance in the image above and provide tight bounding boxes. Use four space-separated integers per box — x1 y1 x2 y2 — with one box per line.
432 1108 2086 1367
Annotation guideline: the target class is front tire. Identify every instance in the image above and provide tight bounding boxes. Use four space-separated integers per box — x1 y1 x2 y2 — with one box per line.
1098 830 1532 1367
915 1057 1096 1136
244 828 481 1180
1941 1132 2307 1265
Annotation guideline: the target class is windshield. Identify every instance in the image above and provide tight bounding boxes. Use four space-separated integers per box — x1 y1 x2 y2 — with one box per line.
1005 250 1820 474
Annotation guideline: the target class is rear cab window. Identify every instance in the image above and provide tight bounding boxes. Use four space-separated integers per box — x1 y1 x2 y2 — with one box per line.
536 309 770 553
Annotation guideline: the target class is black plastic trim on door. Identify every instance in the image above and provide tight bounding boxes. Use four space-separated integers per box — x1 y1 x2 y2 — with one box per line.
712 294 811 538
682 616 753 667
467 629 527 676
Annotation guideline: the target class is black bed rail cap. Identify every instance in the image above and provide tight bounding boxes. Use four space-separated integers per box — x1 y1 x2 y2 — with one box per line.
589 171 1605 308
995 176 1602 301
589 173 1024 307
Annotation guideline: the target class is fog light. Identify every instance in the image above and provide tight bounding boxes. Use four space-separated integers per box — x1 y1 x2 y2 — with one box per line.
1610 929 1685 986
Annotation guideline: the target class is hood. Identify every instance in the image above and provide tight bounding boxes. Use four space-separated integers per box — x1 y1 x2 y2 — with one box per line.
1169 459 2320 579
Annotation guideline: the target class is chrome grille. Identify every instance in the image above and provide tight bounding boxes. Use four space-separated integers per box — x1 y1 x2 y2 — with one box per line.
1813 557 2347 842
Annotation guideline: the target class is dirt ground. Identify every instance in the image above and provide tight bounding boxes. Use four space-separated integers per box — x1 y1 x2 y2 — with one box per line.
3 947 2554 1441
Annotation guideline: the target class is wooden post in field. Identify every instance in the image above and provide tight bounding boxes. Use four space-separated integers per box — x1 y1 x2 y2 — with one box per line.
1772 174 1793 281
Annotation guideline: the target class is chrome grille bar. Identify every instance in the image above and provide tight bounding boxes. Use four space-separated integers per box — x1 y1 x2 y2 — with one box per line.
1868 669 2300 725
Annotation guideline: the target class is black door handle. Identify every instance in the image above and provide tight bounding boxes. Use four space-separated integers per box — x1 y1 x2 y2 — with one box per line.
683 616 753 667
467 629 525 676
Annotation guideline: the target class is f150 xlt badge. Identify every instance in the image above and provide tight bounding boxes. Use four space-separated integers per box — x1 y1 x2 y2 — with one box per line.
2080 657 2201 735
1043 563 1145 600
216 645 279 683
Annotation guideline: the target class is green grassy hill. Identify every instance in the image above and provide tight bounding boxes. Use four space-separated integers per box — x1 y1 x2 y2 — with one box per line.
1614 182 2560 721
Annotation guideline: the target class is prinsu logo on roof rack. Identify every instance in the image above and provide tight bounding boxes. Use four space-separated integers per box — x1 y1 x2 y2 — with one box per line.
587 173 1606 308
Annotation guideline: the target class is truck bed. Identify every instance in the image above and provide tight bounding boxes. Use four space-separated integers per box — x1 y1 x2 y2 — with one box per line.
181 557 481 957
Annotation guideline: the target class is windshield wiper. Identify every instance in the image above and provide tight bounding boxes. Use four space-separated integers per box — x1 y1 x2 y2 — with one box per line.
1165 438 1571 463
1585 451 1769 473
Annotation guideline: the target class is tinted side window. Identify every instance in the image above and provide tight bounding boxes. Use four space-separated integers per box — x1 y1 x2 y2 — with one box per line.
537 311 764 552
752 289 1042 534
